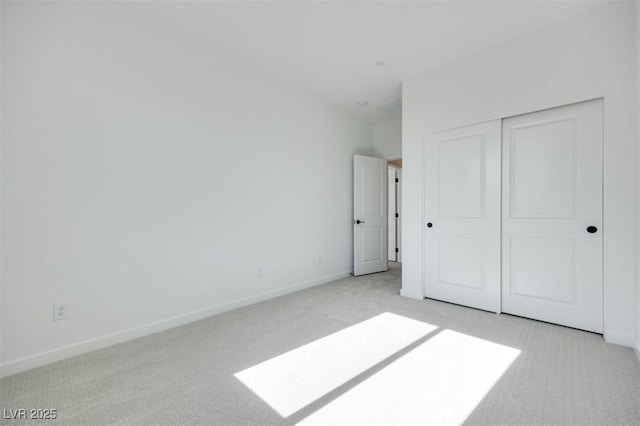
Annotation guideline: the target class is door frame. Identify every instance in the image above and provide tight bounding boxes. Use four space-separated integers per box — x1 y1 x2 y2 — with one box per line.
388 166 398 262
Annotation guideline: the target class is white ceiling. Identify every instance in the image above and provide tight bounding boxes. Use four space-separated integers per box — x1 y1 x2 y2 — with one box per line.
129 1 606 123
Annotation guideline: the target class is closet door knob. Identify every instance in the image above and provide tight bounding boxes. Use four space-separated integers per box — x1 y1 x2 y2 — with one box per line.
427 222 433 228
586 226 598 234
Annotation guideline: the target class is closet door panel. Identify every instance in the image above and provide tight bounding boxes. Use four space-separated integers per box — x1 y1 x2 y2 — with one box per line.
423 120 501 313
502 99 603 333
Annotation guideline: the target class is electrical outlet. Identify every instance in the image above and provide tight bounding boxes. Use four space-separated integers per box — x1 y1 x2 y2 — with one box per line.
257 267 263 279
318 256 323 266
53 304 67 321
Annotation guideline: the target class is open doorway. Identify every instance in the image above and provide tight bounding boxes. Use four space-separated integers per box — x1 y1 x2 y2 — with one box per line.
388 159 402 263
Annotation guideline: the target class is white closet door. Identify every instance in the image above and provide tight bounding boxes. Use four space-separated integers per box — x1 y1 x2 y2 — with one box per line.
423 120 501 312
502 99 603 333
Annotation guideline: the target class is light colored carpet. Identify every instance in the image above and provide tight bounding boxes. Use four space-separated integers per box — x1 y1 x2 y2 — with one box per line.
1 263 639 425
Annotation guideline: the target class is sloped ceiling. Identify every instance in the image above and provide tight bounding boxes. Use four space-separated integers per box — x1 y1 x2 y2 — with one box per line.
129 1 606 123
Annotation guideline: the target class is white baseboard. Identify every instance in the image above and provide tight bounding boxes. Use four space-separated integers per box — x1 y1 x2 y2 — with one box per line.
603 330 635 348
0 271 350 378
400 288 424 300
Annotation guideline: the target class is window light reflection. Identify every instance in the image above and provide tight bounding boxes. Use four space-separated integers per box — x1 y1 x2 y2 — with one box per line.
298 329 521 425
234 312 438 417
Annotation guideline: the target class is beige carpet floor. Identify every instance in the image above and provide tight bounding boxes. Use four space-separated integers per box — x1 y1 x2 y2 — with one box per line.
1 263 639 425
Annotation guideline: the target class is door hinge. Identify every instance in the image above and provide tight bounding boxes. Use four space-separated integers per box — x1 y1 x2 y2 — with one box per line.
395 178 398 183
395 213 399 218
395 248 399 253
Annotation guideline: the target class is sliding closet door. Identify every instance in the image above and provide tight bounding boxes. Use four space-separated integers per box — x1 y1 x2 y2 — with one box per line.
502 99 603 333
423 120 501 313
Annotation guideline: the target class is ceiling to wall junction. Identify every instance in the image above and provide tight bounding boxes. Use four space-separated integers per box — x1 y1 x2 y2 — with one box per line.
129 1 606 123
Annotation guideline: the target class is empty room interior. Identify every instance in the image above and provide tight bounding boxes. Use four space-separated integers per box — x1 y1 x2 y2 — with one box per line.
1 1 640 425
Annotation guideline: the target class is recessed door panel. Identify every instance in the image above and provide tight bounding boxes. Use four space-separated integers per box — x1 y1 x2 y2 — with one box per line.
502 99 603 333
510 118 577 217
509 237 577 304
423 120 501 313
438 135 486 218
361 163 383 216
438 235 484 289
362 227 384 262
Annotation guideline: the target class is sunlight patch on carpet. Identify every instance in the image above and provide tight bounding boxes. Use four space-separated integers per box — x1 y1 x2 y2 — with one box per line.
234 312 437 417
297 329 521 425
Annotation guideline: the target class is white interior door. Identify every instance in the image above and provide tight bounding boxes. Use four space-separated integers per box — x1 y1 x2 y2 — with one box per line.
388 167 397 262
502 99 603 333
423 120 501 312
354 155 388 276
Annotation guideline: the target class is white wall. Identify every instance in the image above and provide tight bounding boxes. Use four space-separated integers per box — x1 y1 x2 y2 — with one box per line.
0 2 372 376
373 117 402 159
0 1 3 371
636 1 640 360
402 3 638 346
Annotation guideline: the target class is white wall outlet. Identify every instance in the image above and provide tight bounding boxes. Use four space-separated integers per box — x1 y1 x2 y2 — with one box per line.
256 267 263 279
53 304 67 321
318 256 323 266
